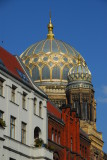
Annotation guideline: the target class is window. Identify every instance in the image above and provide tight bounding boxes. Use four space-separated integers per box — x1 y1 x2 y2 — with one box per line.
10 116 15 139
80 144 81 155
52 128 54 141
85 147 87 159
0 110 3 119
10 158 16 160
21 122 26 144
53 153 60 160
52 66 60 79
71 138 72 151
11 85 16 102
55 130 57 143
22 92 27 109
39 101 42 117
74 101 80 116
82 146 84 157
42 66 50 79
82 102 87 120
94 153 99 160
34 98 37 114
32 66 40 81
58 132 60 144
0 79 3 96
34 127 41 139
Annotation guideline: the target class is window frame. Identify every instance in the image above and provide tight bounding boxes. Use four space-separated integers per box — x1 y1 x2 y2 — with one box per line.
71 137 73 151
39 101 42 117
10 116 15 139
11 85 17 103
0 78 4 96
52 128 54 141
55 130 57 143
58 131 60 144
22 92 27 109
21 122 26 144
0 110 3 120
34 98 37 114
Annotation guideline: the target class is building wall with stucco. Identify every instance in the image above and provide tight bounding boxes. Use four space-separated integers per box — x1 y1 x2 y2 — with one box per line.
0 47 53 160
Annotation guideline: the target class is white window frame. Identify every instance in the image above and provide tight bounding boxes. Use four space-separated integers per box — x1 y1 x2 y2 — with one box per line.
10 116 15 139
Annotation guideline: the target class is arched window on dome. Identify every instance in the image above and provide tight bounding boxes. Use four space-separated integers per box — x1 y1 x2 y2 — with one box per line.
52 66 60 79
32 66 40 81
62 66 69 80
42 66 50 80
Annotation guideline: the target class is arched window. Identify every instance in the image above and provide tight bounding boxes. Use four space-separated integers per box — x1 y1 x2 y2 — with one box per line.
52 128 54 141
34 127 41 139
42 66 50 79
39 101 42 117
32 66 40 81
34 98 37 114
63 66 69 80
52 66 60 79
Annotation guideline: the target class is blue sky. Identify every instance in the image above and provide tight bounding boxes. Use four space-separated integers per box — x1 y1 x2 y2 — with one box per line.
0 0 107 152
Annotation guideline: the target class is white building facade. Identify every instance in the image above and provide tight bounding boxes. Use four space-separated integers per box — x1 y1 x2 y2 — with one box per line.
0 47 53 160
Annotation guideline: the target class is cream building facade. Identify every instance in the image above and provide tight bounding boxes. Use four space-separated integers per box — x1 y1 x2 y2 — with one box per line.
0 48 53 160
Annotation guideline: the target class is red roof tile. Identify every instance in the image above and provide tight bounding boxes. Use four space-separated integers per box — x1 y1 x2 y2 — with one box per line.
0 47 25 79
47 101 62 119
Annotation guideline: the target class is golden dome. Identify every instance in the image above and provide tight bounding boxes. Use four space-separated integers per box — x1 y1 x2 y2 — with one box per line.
68 55 91 83
20 17 87 88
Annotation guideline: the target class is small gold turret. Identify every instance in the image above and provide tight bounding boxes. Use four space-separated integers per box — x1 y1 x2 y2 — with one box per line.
47 12 54 39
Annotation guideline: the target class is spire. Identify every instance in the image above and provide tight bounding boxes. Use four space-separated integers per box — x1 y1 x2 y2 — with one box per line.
47 12 54 39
